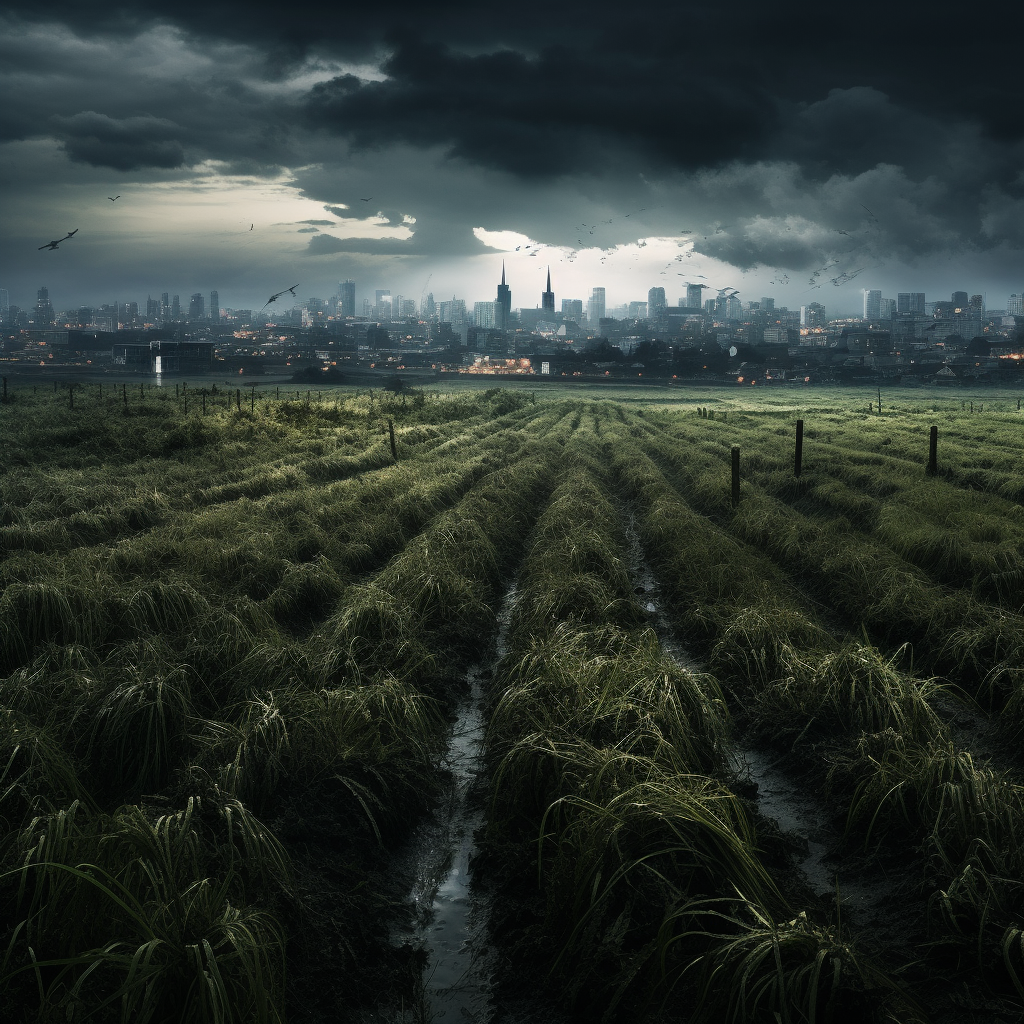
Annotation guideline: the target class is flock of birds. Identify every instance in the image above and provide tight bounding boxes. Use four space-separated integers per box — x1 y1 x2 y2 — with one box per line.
37 191 876 305
37 193 300 311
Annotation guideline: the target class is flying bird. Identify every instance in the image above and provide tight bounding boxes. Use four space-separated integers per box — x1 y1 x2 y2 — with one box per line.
38 229 78 251
360 197 373 202
261 284 299 310
108 195 120 201
250 224 254 230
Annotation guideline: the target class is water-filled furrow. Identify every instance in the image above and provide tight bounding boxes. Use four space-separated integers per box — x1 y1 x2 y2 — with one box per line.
619 501 895 923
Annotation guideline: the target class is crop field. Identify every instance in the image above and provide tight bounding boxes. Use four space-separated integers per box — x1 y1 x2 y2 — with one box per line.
2 380 1024 1023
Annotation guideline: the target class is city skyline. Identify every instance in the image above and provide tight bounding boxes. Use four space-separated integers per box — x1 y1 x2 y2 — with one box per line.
1 1 1020 317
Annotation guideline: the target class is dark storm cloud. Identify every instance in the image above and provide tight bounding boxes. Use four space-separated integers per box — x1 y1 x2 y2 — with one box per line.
305 38 774 177
51 111 185 170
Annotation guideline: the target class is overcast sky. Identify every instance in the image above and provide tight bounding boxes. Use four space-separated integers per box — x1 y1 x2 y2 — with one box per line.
2 0 1021 317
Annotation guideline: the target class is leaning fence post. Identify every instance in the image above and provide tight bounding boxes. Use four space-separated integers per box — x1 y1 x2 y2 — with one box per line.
731 446 740 508
927 425 938 476
794 419 804 477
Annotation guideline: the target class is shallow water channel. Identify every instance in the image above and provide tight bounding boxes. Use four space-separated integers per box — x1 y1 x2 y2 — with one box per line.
621 507 895 922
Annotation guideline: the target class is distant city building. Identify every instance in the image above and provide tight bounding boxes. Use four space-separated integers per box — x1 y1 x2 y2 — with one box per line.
587 287 606 325
897 292 926 314
210 290 219 324
951 290 969 311
171 295 180 318
0 289 9 315
188 293 205 320
439 299 466 325
686 284 704 309
375 289 391 319
725 295 743 319
421 291 436 318
800 302 827 327
862 289 882 320
32 286 55 326
1009 294 1023 316
339 280 356 316
879 298 895 318
146 296 161 320
648 286 666 318
970 294 984 312
474 301 500 329
497 263 512 327
541 267 555 313
760 296 776 313
628 301 648 319
160 292 170 319
561 298 583 322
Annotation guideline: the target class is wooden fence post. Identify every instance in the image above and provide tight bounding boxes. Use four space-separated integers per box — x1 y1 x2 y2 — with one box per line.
250 387 255 414
388 419 398 462
927 425 938 476
877 387 882 414
236 388 241 412
731 446 740 508
794 419 804 477
202 392 206 416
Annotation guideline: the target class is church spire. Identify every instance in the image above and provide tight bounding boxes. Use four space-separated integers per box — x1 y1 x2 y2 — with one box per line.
541 266 555 313
546 266 551 291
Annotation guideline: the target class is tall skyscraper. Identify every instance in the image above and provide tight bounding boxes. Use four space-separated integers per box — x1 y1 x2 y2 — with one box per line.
561 298 583 321
862 289 882 320
146 296 161 320
541 267 554 313
188 293 205 319
210 290 219 324
171 295 180 318
969 294 984 312
339 280 356 316
1009 294 1023 316
587 287 605 324
32 286 55 326
897 292 925 314
648 286 666 318
725 295 743 319
951 291 969 310
0 289 10 316
686 284 704 309
439 299 466 325
760 296 776 313
800 302 826 327
497 263 512 327
160 292 169 319
421 292 435 318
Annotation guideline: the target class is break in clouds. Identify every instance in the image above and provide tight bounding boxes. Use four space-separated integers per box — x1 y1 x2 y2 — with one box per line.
0 0 1021 303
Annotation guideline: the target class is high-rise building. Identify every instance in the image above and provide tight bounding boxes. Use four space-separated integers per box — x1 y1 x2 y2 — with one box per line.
725 295 743 319
648 287 666 318
587 287 606 325
541 267 554 313
339 281 356 316
561 298 583 322
439 299 466 325
880 298 895 318
951 291 969 311
970 294 984 312
0 289 9 316
1009 294 1023 316
171 295 180 318
497 263 512 327
188 293 205 319
862 289 882 320
628 301 648 319
800 302 827 327
210 290 219 324
393 294 405 319
32 286 55 326
146 296 161 320
686 284 704 309
897 292 926 314
474 301 500 329
421 292 436 318
761 296 776 313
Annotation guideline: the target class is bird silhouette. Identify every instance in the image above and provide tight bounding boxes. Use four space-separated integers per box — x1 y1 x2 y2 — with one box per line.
261 284 299 310
38 229 78 251
360 197 373 202
108 196 120 201
250 224 254 230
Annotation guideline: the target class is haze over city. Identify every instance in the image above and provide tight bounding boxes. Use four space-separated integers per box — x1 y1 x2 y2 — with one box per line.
1 0 1021 318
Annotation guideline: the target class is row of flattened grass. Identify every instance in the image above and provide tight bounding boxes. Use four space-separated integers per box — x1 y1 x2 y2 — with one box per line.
479 424 911 1023
0 386 555 1022
607 420 1024 1014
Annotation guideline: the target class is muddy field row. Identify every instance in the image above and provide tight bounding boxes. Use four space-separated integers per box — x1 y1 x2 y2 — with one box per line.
1 388 1022 1023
